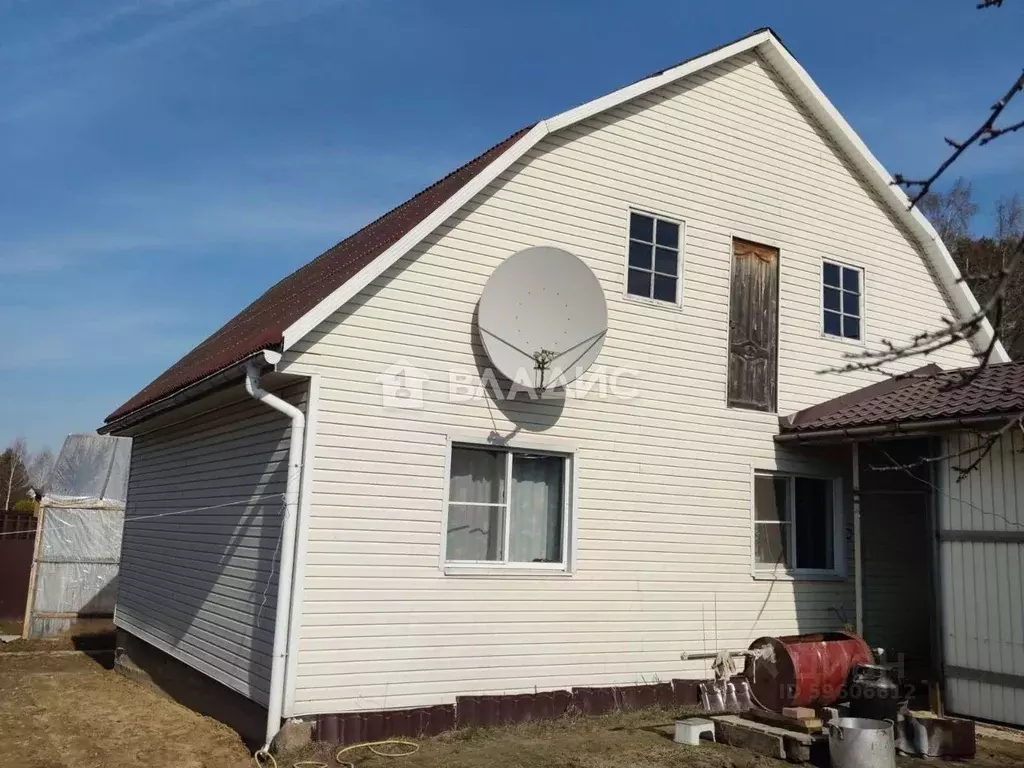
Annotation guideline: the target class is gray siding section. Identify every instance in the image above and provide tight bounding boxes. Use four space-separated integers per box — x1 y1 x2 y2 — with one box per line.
939 431 1024 726
115 382 307 705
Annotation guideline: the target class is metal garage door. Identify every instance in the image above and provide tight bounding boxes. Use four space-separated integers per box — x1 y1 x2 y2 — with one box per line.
938 431 1024 726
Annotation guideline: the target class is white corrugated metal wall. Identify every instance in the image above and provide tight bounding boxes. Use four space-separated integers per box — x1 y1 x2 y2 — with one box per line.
938 430 1024 726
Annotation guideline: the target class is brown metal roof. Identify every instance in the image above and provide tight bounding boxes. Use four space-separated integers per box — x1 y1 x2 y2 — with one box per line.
105 126 533 424
779 361 1024 437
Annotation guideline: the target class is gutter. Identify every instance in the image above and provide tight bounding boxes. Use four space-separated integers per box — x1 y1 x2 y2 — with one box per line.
244 353 306 751
774 411 1024 444
99 349 279 435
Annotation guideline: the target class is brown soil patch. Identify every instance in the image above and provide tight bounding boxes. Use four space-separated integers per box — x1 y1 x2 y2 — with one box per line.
0 646 250 768
282 708 1024 768
0 619 23 635
285 710 792 768
3 644 1024 768
0 629 115 654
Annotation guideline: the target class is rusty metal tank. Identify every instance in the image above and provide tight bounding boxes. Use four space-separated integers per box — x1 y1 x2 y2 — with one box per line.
746 632 873 711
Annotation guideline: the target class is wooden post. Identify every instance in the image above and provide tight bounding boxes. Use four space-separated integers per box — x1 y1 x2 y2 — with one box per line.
20 505 45 639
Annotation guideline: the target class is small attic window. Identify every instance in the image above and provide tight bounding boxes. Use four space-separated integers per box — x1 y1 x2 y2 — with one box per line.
822 261 862 341
626 211 682 305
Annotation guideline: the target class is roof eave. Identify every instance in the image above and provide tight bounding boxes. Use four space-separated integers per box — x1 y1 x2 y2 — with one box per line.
99 349 281 436
775 411 1024 444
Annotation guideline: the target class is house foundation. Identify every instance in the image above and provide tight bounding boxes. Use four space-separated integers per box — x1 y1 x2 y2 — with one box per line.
114 628 268 748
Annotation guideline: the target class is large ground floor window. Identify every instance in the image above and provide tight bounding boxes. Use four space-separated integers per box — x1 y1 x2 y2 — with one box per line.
444 443 572 571
753 472 843 577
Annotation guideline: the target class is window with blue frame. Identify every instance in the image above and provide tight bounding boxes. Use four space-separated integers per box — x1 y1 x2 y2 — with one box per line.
822 261 862 340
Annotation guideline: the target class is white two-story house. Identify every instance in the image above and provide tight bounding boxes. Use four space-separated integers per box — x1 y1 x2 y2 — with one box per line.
100 28 1007 749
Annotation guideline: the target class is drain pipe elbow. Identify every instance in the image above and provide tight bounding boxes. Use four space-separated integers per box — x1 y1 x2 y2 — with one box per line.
244 360 305 751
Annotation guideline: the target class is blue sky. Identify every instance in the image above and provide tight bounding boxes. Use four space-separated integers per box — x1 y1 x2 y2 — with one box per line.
3 0 1023 453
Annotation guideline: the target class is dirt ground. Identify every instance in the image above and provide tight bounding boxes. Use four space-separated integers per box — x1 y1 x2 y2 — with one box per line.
284 709 1024 768
0 619 23 636
3 643 1024 768
0 647 250 768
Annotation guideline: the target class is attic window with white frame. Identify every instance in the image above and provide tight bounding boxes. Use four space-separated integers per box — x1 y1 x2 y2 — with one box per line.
626 211 681 304
445 444 571 569
822 261 862 341
753 472 842 576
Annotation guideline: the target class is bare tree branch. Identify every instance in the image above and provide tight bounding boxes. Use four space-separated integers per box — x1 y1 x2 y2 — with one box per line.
892 70 1024 206
821 231 1024 377
879 448 1024 529
868 417 1022 479
949 418 1021 478
981 117 1024 145
834 1 1024 485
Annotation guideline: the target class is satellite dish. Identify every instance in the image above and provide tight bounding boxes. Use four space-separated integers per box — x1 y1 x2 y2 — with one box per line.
478 246 608 390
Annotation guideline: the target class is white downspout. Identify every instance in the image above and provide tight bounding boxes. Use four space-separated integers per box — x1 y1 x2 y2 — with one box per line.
245 357 305 750
852 441 863 636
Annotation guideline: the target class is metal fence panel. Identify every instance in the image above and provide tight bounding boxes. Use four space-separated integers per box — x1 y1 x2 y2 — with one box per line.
939 432 1024 727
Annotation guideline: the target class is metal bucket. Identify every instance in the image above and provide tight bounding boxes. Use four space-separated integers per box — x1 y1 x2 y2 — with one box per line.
828 717 896 768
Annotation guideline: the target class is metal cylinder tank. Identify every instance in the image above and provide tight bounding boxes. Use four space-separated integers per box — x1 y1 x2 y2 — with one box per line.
747 632 873 711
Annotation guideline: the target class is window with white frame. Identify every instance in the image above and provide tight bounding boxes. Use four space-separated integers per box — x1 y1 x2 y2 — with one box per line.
626 211 681 303
822 261 862 341
445 444 570 567
753 473 840 574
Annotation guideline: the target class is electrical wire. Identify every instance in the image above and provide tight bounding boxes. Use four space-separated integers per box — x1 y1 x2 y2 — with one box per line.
0 492 288 536
882 449 1024 530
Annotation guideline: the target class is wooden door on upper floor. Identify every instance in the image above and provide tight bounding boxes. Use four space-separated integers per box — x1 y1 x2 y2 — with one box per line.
728 239 779 412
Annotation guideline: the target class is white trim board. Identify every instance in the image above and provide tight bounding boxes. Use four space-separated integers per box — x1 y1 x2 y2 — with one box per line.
279 29 1006 364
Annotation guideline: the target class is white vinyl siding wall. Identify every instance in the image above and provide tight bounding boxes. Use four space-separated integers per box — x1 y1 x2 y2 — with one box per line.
116 382 307 705
281 51 975 715
938 431 1024 726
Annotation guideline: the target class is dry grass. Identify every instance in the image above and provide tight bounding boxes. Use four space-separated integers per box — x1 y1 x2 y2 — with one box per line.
0 648 250 768
0 619 23 635
282 705 1024 768
285 708 789 768
3 643 1024 768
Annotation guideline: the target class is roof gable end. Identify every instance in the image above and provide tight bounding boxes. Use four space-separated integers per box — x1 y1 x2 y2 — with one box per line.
104 28 1004 426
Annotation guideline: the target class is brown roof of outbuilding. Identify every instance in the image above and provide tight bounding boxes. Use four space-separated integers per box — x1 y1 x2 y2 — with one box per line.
105 126 534 424
779 361 1024 436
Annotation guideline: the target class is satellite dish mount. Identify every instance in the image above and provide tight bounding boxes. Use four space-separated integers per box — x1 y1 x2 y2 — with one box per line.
478 246 608 392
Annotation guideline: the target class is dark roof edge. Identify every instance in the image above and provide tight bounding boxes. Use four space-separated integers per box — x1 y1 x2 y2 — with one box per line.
102 125 534 425
775 409 1024 444
100 348 278 435
778 363 944 431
